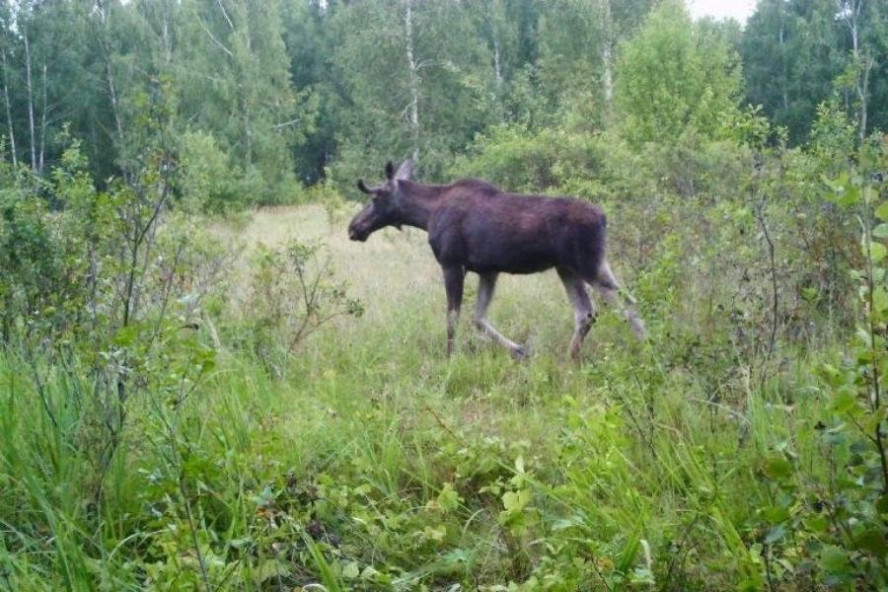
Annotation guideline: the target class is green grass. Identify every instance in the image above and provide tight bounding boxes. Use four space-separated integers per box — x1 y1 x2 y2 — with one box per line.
0 205 855 590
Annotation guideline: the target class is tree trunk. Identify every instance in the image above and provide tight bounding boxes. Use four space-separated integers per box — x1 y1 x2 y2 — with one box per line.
242 10 253 168
493 36 503 91
484 1 505 107
162 3 173 65
96 1 126 153
243 94 252 167
404 0 420 161
840 0 869 144
779 19 788 112
104 47 125 146
847 0 860 54
599 0 614 118
23 29 37 172
39 63 47 174
857 53 873 145
2 49 17 167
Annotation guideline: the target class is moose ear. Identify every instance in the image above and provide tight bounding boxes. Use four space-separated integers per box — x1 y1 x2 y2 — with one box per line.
384 161 395 180
357 179 373 194
394 159 414 182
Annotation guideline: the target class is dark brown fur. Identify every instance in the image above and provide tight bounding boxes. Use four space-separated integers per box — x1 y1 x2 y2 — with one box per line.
348 160 644 358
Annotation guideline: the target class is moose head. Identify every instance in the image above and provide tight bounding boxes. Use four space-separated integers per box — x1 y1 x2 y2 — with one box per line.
347 159 414 242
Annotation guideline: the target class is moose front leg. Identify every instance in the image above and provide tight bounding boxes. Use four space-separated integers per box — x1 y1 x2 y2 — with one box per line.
473 272 527 359
442 266 465 357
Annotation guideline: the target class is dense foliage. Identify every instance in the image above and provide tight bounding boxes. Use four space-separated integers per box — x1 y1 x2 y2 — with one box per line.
0 0 882 200
2 0 888 590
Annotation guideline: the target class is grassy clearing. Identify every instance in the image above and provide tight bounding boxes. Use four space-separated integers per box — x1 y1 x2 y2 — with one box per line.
0 205 852 590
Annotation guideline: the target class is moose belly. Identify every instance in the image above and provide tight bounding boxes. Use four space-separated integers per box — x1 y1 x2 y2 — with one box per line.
465 242 556 274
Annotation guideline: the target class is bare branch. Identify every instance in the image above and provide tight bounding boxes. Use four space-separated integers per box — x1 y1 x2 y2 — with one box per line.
216 0 235 31
270 118 303 131
196 15 233 59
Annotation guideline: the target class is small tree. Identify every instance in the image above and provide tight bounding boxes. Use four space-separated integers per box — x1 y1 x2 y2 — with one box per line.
613 0 741 147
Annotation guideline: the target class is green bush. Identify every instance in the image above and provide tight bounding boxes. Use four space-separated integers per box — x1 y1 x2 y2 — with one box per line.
230 239 364 376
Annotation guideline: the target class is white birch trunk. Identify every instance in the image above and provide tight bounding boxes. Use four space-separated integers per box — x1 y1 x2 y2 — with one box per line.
95 1 125 148
857 54 872 144
779 20 788 111
2 49 17 167
839 0 868 143
404 0 420 161
599 0 614 119
39 63 46 173
493 36 503 91
23 30 36 171
243 11 253 168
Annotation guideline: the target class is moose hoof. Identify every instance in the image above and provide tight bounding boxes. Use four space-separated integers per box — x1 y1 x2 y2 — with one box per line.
510 345 529 361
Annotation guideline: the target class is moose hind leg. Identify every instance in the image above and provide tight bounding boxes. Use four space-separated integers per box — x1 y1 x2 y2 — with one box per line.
443 266 465 357
559 269 595 359
473 272 527 359
594 261 646 340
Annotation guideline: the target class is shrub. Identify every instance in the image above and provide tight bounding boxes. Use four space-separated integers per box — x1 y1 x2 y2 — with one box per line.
232 239 364 376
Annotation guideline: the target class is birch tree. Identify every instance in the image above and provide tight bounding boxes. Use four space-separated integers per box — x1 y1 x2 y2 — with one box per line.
177 0 313 203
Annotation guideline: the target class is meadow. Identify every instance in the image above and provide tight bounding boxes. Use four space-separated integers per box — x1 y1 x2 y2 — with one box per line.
3 194 875 591
1 0 887 588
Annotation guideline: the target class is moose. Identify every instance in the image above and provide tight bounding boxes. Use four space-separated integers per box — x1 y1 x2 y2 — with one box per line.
348 159 646 359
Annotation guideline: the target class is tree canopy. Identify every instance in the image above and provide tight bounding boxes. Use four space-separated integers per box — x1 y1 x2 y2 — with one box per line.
0 0 883 203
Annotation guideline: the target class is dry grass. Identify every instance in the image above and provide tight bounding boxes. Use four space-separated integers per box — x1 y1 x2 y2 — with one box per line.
215 203 638 359
225 204 443 321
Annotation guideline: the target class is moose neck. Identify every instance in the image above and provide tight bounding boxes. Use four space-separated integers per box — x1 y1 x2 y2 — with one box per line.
393 181 445 231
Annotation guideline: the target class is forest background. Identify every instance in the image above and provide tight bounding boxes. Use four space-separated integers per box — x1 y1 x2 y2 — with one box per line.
2 0 888 590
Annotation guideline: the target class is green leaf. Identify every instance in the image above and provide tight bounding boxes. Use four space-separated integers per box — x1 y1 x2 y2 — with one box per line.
422 525 446 542
838 188 860 207
819 545 852 576
342 561 360 579
762 456 793 480
855 528 888 558
360 565 380 580
876 201 888 222
873 286 888 313
514 455 525 474
822 173 847 194
868 241 887 263
804 515 828 534
764 525 786 544
877 495 888 515
113 324 140 347
738 578 761 592
762 505 790 524
830 386 860 415
502 489 532 512
818 363 842 387
435 482 462 513
873 224 888 239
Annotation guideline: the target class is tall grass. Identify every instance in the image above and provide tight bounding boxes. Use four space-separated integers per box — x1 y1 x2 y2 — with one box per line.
0 205 852 590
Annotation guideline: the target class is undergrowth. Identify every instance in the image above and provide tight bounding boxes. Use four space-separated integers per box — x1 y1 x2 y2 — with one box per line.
0 301 865 590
